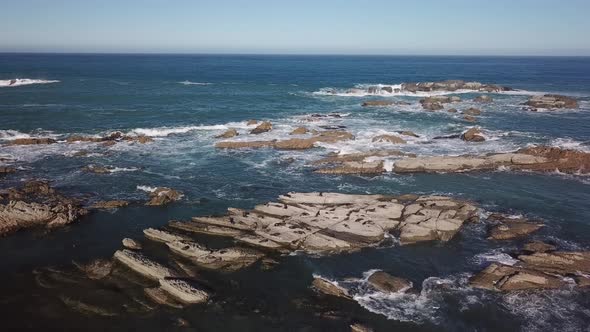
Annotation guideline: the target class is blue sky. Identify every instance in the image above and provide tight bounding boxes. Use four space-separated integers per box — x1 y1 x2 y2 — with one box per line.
1 0 589 55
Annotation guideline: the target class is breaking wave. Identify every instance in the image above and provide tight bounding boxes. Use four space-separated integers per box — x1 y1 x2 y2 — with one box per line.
0 78 60 88
178 80 212 86
312 83 542 97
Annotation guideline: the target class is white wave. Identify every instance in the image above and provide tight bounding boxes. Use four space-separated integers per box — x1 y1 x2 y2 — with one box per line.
312 83 541 98
136 185 157 193
130 125 226 137
549 138 590 152
0 78 59 88
178 80 212 86
473 250 519 266
0 130 32 140
109 167 139 173
502 289 587 332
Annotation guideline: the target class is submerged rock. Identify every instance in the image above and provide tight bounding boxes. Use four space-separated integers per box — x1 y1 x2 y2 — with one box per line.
361 100 409 107
246 120 258 126
167 240 262 271
250 121 272 134
525 94 578 110
474 95 493 103
367 271 412 293
73 259 113 280
371 134 406 144
0 166 15 175
463 115 477 122
145 187 182 206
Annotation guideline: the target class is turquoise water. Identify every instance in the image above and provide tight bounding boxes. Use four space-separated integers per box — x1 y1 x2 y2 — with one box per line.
1 54 590 331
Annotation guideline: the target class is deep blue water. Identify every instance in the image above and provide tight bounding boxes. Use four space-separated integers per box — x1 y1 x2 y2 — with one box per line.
0 54 589 331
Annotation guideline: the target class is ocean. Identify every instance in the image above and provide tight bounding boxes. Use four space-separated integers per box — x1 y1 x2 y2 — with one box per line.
1 54 589 331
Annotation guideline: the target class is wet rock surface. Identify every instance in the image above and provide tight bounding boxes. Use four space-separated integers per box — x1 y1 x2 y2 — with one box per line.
215 128 238 139
461 127 486 142
471 250 590 291
216 130 354 150
0 180 88 236
89 200 129 209
487 214 543 240
176 192 479 253
250 121 272 134
367 271 412 293
524 94 578 110
393 146 590 174
145 187 182 206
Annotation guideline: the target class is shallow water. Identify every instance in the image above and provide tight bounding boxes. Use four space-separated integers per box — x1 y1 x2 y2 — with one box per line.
1 54 590 331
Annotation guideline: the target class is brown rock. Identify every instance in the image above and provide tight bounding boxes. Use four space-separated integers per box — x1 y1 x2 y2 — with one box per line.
488 219 543 240
90 200 129 209
525 94 578 109
463 115 477 122
463 107 482 116
372 135 406 144
518 251 590 275
0 166 15 175
73 259 112 280
350 324 373 332
523 241 556 253
145 187 183 206
8 138 56 145
447 108 458 113
250 121 272 134
367 271 412 293
312 277 352 299
122 238 142 250
290 127 309 135
470 263 566 291
246 120 258 125
362 100 394 107
461 127 486 142
215 140 276 149
215 128 239 139
398 131 419 138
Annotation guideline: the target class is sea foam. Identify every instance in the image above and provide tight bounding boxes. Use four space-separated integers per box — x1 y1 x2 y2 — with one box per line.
0 79 60 87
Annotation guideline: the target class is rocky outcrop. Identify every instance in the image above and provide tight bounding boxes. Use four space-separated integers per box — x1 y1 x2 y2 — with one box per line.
216 130 354 150
0 180 87 236
470 250 590 292
167 240 263 271
361 100 409 107
461 127 485 142
367 271 412 293
0 166 15 175
487 214 543 240
89 200 129 209
158 278 209 304
393 147 590 174
145 187 182 206
420 96 459 111
113 249 177 281
312 277 352 300
246 120 258 125
463 115 477 122
290 127 309 135
447 108 458 113
463 107 481 116
8 138 56 145
523 241 556 253
313 150 414 174
525 94 578 110
474 95 493 103
215 128 238 139
67 132 153 144
173 193 479 254
73 259 113 280
371 134 406 144
250 121 272 134
401 80 511 93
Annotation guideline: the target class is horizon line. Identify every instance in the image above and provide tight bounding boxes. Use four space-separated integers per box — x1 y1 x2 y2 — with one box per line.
1 51 590 58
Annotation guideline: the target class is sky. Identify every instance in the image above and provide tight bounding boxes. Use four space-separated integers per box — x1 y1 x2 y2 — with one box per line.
1 0 589 55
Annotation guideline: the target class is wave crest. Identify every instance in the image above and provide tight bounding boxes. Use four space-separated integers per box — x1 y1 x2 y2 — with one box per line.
0 78 59 87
